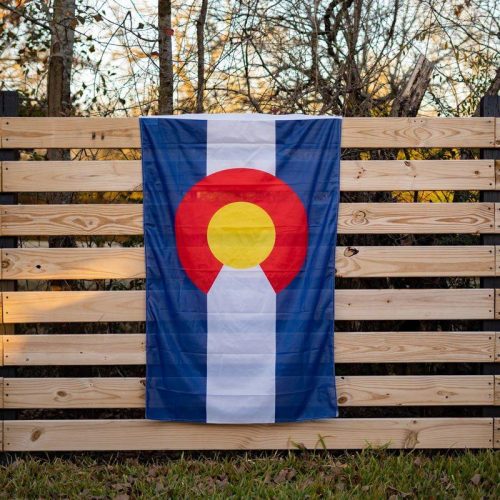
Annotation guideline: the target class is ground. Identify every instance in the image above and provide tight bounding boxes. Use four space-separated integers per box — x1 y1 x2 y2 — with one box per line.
0 450 498 498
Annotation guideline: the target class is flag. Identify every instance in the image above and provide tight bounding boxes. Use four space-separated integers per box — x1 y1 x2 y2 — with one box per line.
141 114 342 423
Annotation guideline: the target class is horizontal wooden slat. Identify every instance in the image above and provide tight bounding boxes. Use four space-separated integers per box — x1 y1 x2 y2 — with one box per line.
495 376 500 406
3 246 494 280
2 289 494 323
335 245 495 277
3 376 493 409
0 117 495 149
1 204 143 236
3 418 493 450
334 332 495 363
335 289 493 320
2 160 495 192
2 248 145 280
3 332 495 365
0 203 494 236
0 377 3 409
338 203 494 234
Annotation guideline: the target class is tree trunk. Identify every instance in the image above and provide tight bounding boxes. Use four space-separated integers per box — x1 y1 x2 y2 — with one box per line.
391 55 434 117
158 0 174 114
196 0 208 113
47 0 76 162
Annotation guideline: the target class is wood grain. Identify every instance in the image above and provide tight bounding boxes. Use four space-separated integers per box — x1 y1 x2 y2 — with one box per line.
496 333 500 363
0 117 495 149
338 203 494 234
2 160 495 192
495 376 499 407
335 245 495 277
1 289 494 323
0 203 494 236
3 332 494 366
2 376 493 409
1 204 143 236
3 418 493 450
2 248 146 280
3 246 495 280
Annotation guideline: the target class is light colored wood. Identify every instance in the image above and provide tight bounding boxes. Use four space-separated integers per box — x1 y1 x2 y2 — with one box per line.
2 160 495 192
2 160 144 192
3 334 146 366
3 246 495 280
3 376 493 409
336 245 495 277
341 160 495 191
495 160 500 190
2 289 494 323
1 204 143 236
495 376 500 406
3 418 493 451
0 377 3 410
496 290 500 320
4 332 495 366
334 332 495 363
0 203 495 236
2 248 145 280
335 288 493 320
0 117 495 149
2 291 145 323
338 203 494 234
496 333 500 363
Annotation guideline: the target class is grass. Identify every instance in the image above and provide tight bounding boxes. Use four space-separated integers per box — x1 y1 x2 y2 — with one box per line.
0 450 498 498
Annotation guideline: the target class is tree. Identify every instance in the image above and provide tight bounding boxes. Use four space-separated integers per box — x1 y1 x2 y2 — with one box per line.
158 0 174 114
47 0 76 161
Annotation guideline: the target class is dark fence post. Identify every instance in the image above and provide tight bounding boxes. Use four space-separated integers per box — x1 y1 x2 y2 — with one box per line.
480 94 499 418
0 91 19 426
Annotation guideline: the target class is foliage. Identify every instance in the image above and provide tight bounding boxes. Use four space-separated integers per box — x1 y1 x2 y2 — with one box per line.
0 450 498 498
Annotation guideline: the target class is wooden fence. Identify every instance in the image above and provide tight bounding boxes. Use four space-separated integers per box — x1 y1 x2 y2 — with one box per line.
0 103 499 450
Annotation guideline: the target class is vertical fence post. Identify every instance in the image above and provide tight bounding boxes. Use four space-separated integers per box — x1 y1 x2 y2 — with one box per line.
0 91 19 429
480 94 499 418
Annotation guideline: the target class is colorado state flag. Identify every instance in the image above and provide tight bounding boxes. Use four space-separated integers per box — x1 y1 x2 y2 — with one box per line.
141 115 342 423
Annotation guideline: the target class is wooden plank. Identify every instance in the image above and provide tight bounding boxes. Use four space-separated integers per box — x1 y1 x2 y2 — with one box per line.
2 289 494 323
0 117 495 149
2 248 145 280
1 204 143 236
335 289 493 321
3 418 493 450
3 332 495 365
0 377 3 409
496 333 500 362
3 376 493 409
334 332 496 363
338 203 494 234
3 334 146 366
3 246 495 280
495 376 500 406
2 160 495 192
0 203 495 236
335 245 495 277
4 332 495 366
3 291 146 323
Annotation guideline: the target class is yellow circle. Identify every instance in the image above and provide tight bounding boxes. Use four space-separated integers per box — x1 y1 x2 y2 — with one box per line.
207 202 276 269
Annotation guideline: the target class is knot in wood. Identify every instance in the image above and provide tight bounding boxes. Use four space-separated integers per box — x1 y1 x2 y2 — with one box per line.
31 429 42 442
337 395 348 404
344 247 359 257
1 259 10 269
352 210 367 223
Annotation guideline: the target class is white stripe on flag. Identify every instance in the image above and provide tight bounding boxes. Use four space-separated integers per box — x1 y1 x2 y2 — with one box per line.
207 119 276 175
206 119 277 423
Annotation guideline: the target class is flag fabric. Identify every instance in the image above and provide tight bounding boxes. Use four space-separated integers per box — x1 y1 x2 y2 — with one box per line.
141 114 342 423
